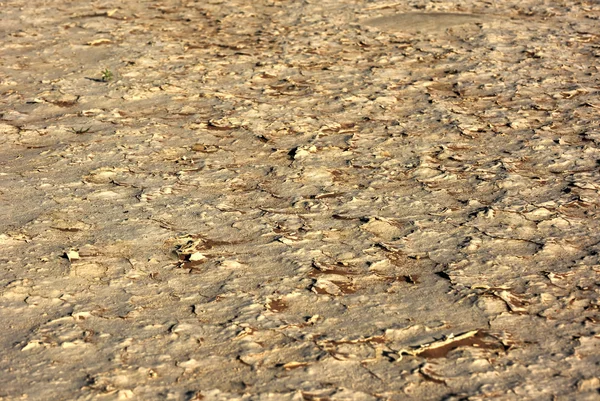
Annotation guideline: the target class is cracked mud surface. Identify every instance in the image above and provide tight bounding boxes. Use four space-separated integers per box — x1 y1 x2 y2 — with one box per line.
1 0 600 400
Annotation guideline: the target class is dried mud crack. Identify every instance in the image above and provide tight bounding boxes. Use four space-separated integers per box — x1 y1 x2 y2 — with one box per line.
1 1 600 400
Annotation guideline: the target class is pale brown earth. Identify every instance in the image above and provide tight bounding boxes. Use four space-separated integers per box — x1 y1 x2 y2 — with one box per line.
1 0 600 400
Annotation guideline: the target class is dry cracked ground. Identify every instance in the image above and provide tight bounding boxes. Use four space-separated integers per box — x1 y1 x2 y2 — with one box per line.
1 0 600 400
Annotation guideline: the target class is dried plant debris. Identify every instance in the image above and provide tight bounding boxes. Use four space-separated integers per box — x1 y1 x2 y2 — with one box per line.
1 0 600 399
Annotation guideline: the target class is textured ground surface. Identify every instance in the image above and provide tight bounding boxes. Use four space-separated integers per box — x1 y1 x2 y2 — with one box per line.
1 0 600 400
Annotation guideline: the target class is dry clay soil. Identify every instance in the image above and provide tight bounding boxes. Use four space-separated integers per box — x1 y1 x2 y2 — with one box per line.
1 0 600 400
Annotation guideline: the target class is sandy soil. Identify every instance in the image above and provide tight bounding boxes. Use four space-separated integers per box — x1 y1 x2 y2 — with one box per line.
1 0 600 400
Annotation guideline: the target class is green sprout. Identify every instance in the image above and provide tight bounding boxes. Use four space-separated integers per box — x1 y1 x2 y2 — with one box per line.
101 68 113 82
